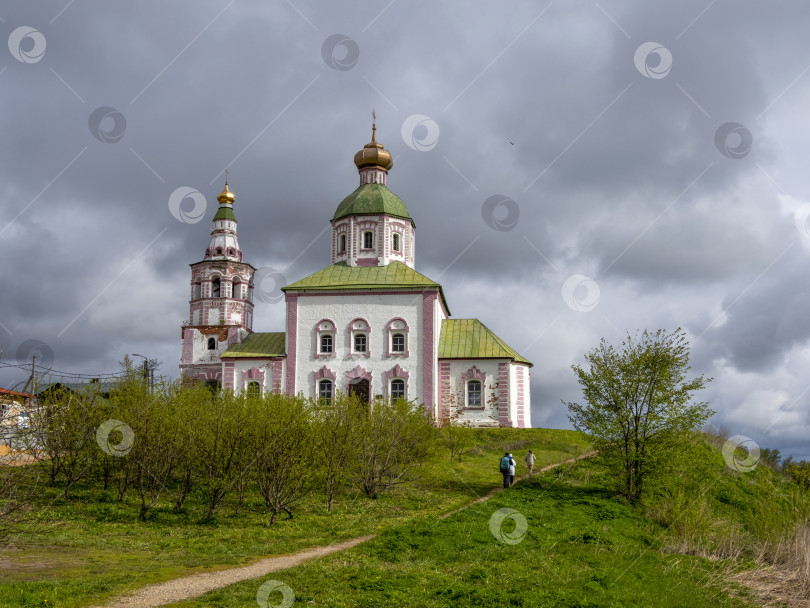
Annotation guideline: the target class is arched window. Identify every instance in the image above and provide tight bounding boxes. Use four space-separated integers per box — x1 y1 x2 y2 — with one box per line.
247 381 260 396
391 378 405 401
233 278 242 300
318 379 333 404
207 337 217 350
193 283 201 299
392 233 401 252
339 234 347 253
316 320 336 357
363 231 373 249
228 248 235 257
212 277 221 298
349 318 370 357
467 380 482 407
392 333 405 353
216 247 223 256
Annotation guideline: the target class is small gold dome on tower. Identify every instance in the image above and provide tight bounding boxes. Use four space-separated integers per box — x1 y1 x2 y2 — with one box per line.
217 182 235 204
354 121 393 171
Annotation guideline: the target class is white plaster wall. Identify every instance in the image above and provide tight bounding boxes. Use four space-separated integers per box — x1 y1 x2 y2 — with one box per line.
189 329 228 365
442 359 504 427
294 293 424 401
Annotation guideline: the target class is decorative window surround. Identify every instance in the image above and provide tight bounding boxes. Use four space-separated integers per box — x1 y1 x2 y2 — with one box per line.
349 318 371 358
315 319 337 358
314 366 337 401
385 318 410 357
462 366 486 410
385 364 410 400
345 364 372 388
241 367 265 393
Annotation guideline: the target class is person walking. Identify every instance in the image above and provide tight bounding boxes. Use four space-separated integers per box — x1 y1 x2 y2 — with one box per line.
525 450 536 475
499 452 511 488
508 453 516 487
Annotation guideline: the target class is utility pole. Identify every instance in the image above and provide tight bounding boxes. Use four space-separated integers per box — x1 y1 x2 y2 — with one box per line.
22 354 37 395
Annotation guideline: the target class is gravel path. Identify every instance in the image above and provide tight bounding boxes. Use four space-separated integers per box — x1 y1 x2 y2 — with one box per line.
90 450 594 608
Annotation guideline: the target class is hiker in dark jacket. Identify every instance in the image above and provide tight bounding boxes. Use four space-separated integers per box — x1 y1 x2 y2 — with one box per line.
500 452 512 488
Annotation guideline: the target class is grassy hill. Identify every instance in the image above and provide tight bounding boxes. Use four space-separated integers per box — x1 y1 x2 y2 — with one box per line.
2 428 808 607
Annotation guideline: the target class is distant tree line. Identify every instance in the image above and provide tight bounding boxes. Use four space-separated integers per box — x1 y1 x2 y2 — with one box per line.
758 447 810 490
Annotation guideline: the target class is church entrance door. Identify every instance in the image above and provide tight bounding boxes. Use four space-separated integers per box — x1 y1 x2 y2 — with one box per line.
348 379 370 404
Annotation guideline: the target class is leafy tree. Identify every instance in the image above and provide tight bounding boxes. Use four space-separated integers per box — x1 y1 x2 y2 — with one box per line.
193 390 250 520
438 418 474 462
566 328 713 501
759 447 782 471
313 392 362 512
354 398 434 499
253 393 314 523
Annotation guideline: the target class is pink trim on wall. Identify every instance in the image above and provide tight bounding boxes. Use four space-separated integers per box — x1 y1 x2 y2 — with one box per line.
345 365 372 390
181 329 194 365
241 367 265 392
285 294 298 396
462 365 486 382
384 363 410 400
355 258 379 267
270 360 282 393
498 361 510 427
516 364 526 428
422 291 437 418
223 361 235 390
438 361 451 421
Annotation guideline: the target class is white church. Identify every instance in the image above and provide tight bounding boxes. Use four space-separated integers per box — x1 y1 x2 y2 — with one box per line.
179 123 532 427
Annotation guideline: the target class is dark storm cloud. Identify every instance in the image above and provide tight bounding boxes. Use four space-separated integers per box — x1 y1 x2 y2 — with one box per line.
3 0 810 460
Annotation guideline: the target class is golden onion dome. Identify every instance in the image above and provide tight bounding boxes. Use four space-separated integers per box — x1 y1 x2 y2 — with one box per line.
354 123 393 171
217 182 235 204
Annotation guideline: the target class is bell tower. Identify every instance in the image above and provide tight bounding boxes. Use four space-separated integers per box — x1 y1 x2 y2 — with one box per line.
180 181 255 386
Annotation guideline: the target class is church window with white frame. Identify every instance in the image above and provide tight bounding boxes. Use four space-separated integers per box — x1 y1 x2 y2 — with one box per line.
390 378 406 400
363 231 373 249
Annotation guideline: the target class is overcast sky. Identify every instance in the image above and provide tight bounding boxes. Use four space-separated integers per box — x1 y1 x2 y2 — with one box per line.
2 1 810 461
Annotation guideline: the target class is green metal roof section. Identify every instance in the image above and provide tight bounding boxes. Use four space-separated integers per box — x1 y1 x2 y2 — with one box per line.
222 332 286 358
213 206 237 221
438 319 532 366
283 261 449 314
332 183 412 222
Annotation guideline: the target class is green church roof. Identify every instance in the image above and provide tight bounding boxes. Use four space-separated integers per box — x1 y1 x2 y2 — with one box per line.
333 183 412 222
213 206 237 221
438 319 532 366
222 332 285 358
283 261 449 313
